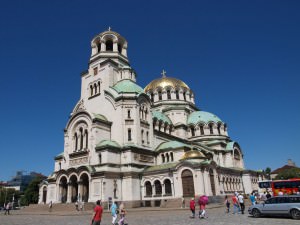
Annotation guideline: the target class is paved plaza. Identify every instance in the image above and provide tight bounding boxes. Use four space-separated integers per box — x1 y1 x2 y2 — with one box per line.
1 206 299 225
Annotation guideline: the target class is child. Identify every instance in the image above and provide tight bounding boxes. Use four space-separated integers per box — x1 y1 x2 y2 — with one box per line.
189 198 196 218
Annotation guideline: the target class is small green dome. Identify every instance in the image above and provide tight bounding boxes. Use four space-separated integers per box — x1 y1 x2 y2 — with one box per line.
112 79 144 94
187 111 223 125
152 111 172 124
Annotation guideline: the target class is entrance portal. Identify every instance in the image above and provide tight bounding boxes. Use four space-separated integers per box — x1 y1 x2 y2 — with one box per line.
181 169 195 197
59 177 68 203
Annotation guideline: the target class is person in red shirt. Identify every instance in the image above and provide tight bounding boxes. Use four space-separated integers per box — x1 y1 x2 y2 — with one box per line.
189 198 196 218
92 200 103 225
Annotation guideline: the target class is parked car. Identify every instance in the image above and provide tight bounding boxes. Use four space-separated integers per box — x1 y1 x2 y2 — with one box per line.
248 195 300 220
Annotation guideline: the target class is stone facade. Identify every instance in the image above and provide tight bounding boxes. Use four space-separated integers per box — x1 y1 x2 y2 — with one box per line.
39 29 262 206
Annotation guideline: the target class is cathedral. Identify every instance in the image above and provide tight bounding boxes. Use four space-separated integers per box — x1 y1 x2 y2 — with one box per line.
39 29 261 207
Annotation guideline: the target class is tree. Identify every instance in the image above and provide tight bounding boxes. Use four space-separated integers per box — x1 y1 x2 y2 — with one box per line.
21 177 43 205
265 167 272 180
274 168 300 180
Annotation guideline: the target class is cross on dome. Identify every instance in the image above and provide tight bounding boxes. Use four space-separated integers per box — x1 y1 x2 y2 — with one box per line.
161 69 166 78
108 26 111 31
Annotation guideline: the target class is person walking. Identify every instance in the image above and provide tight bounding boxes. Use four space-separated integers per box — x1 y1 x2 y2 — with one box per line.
118 205 126 225
91 200 103 225
224 195 230 213
110 201 118 225
249 193 256 205
48 201 53 212
198 195 208 219
4 202 10 215
237 193 245 214
231 194 239 214
189 198 196 218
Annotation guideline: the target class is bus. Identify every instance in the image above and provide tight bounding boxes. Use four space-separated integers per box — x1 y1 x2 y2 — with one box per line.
271 178 300 196
258 180 272 195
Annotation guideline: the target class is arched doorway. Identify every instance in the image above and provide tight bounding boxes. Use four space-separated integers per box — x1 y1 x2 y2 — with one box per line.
59 177 68 203
181 169 195 197
145 181 152 196
42 186 47 204
70 175 78 203
80 173 89 202
209 169 216 196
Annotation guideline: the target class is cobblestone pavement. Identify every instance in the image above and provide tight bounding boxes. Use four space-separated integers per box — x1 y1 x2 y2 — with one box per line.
0 207 299 225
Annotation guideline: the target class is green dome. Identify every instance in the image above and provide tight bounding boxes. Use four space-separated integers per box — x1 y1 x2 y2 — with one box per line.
187 111 223 125
152 111 172 124
96 139 121 148
112 79 144 94
156 140 190 152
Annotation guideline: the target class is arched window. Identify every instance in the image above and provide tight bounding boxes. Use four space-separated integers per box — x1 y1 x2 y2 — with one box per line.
217 124 221 135
162 154 165 163
141 129 144 144
90 85 93 96
128 129 132 141
146 131 149 143
183 92 186 101
166 153 170 162
94 83 97 94
98 81 100 93
151 93 154 103
224 124 227 132
145 181 152 196
97 43 101 53
175 90 179 100
118 44 122 53
167 90 171 99
170 152 174 161
169 126 172 134
164 124 167 133
80 128 84 150
99 154 102 164
106 40 113 51
164 179 172 195
200 125 204 135
209 124 213 135
154 180 162 195
127 110 131 118
158 91 162 100
74 133 78 151
191 127 195 137
85 130 88 149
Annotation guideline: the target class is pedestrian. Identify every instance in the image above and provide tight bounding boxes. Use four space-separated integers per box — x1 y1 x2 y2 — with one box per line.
198 195 208 219
224 195 230 213
231 194 239 214
4 202 10 215
91 200 103 225
49 201 53 212
75 201 79 211
266 191 271 199
118 205 126 225
249 193 256 205
189 198 196 218
181 196 185 208
237 193 245 214
110 201 118 225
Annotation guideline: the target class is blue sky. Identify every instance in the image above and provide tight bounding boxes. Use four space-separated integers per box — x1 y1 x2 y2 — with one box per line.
0 0 299 181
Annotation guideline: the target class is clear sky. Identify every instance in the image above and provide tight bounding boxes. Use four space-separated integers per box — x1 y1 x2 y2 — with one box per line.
0 0 299 181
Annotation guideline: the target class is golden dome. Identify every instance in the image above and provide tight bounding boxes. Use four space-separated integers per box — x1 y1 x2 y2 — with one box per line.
182 150 206 160
144 77 190 93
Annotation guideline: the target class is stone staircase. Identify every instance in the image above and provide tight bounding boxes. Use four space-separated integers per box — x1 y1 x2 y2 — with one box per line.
21 202 95 213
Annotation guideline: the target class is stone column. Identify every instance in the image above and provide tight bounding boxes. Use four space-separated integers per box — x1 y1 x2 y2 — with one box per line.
203 169 210 196
78 181 82 202
67 183 72 203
